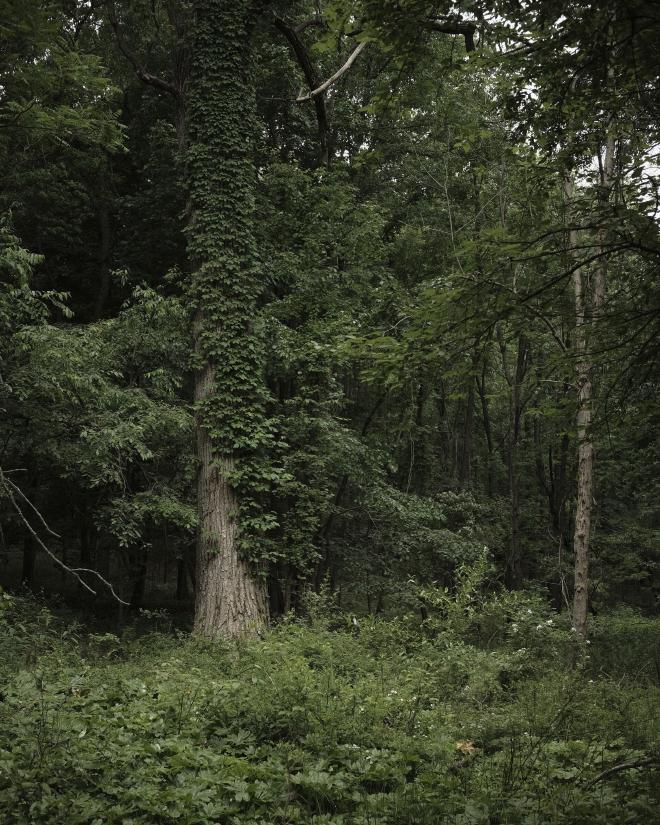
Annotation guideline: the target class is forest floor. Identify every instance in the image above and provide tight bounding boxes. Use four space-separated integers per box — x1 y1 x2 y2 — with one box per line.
0 591 658 825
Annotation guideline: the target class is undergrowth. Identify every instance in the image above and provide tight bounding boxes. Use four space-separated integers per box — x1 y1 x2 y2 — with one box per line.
0 583 658 824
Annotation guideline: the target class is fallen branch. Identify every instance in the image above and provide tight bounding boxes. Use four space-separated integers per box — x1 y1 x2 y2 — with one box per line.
587 756 657 787
0 469 129 605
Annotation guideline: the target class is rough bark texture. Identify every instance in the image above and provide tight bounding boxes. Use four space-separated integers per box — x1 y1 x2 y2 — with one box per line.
188 0 268 638
193 355 267 636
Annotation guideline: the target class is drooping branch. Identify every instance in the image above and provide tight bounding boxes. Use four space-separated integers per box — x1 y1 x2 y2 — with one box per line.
293 11 476 107
297 40 368 102
273 17 330 163
0 469 129 605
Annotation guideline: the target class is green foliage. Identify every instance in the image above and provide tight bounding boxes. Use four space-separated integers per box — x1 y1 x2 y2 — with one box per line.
0 0 122 157
0 593 657 824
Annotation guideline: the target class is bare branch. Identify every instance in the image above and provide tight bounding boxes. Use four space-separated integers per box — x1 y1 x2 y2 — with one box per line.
273 17 330 162
297 40 368 102
1 470 129 605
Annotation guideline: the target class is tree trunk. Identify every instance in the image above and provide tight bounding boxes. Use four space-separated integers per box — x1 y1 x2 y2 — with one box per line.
458 374 475 488
569 134 615 639
93 197 112 319
476 357 495 498
188 0 268 638
506 334 528 588
21 533 36 590
129 545 148 610
176 553 189 601
193 400 267 635
498 328 529 589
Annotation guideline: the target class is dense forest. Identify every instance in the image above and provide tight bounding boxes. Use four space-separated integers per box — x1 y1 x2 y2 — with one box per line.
0 1 659 823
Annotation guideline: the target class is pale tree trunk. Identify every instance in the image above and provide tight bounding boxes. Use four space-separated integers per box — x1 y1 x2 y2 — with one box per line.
568 133 615 640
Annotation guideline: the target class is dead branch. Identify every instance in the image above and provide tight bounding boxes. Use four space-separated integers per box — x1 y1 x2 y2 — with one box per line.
273 17 330 163
586 756 657 787
0 470 129 605
297 40 368 102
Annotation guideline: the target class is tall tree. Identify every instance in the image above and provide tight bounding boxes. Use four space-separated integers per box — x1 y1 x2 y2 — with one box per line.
187 0 269 637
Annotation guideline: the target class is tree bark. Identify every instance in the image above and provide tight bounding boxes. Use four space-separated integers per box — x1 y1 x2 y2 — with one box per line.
569 133 615 639
188 0 268 638
193 361 267 635
476 356 495 498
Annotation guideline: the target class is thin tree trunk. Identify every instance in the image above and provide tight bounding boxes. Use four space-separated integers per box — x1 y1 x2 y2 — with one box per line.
21 533 36 590
93 198 112 319
507 334 528 588
458 373 475 488
176 553 189 601
498 328 529 588
568 133 615 639
476 357 495 498
130 545 148 610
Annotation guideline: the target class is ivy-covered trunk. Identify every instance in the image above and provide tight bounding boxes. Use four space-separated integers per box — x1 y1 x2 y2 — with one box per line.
187 0 267 638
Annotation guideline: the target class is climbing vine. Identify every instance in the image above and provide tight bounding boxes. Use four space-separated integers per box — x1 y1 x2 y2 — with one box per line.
186 0 279 563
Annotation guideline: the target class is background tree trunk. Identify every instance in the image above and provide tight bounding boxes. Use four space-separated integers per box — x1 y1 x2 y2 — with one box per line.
570 133 615 639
